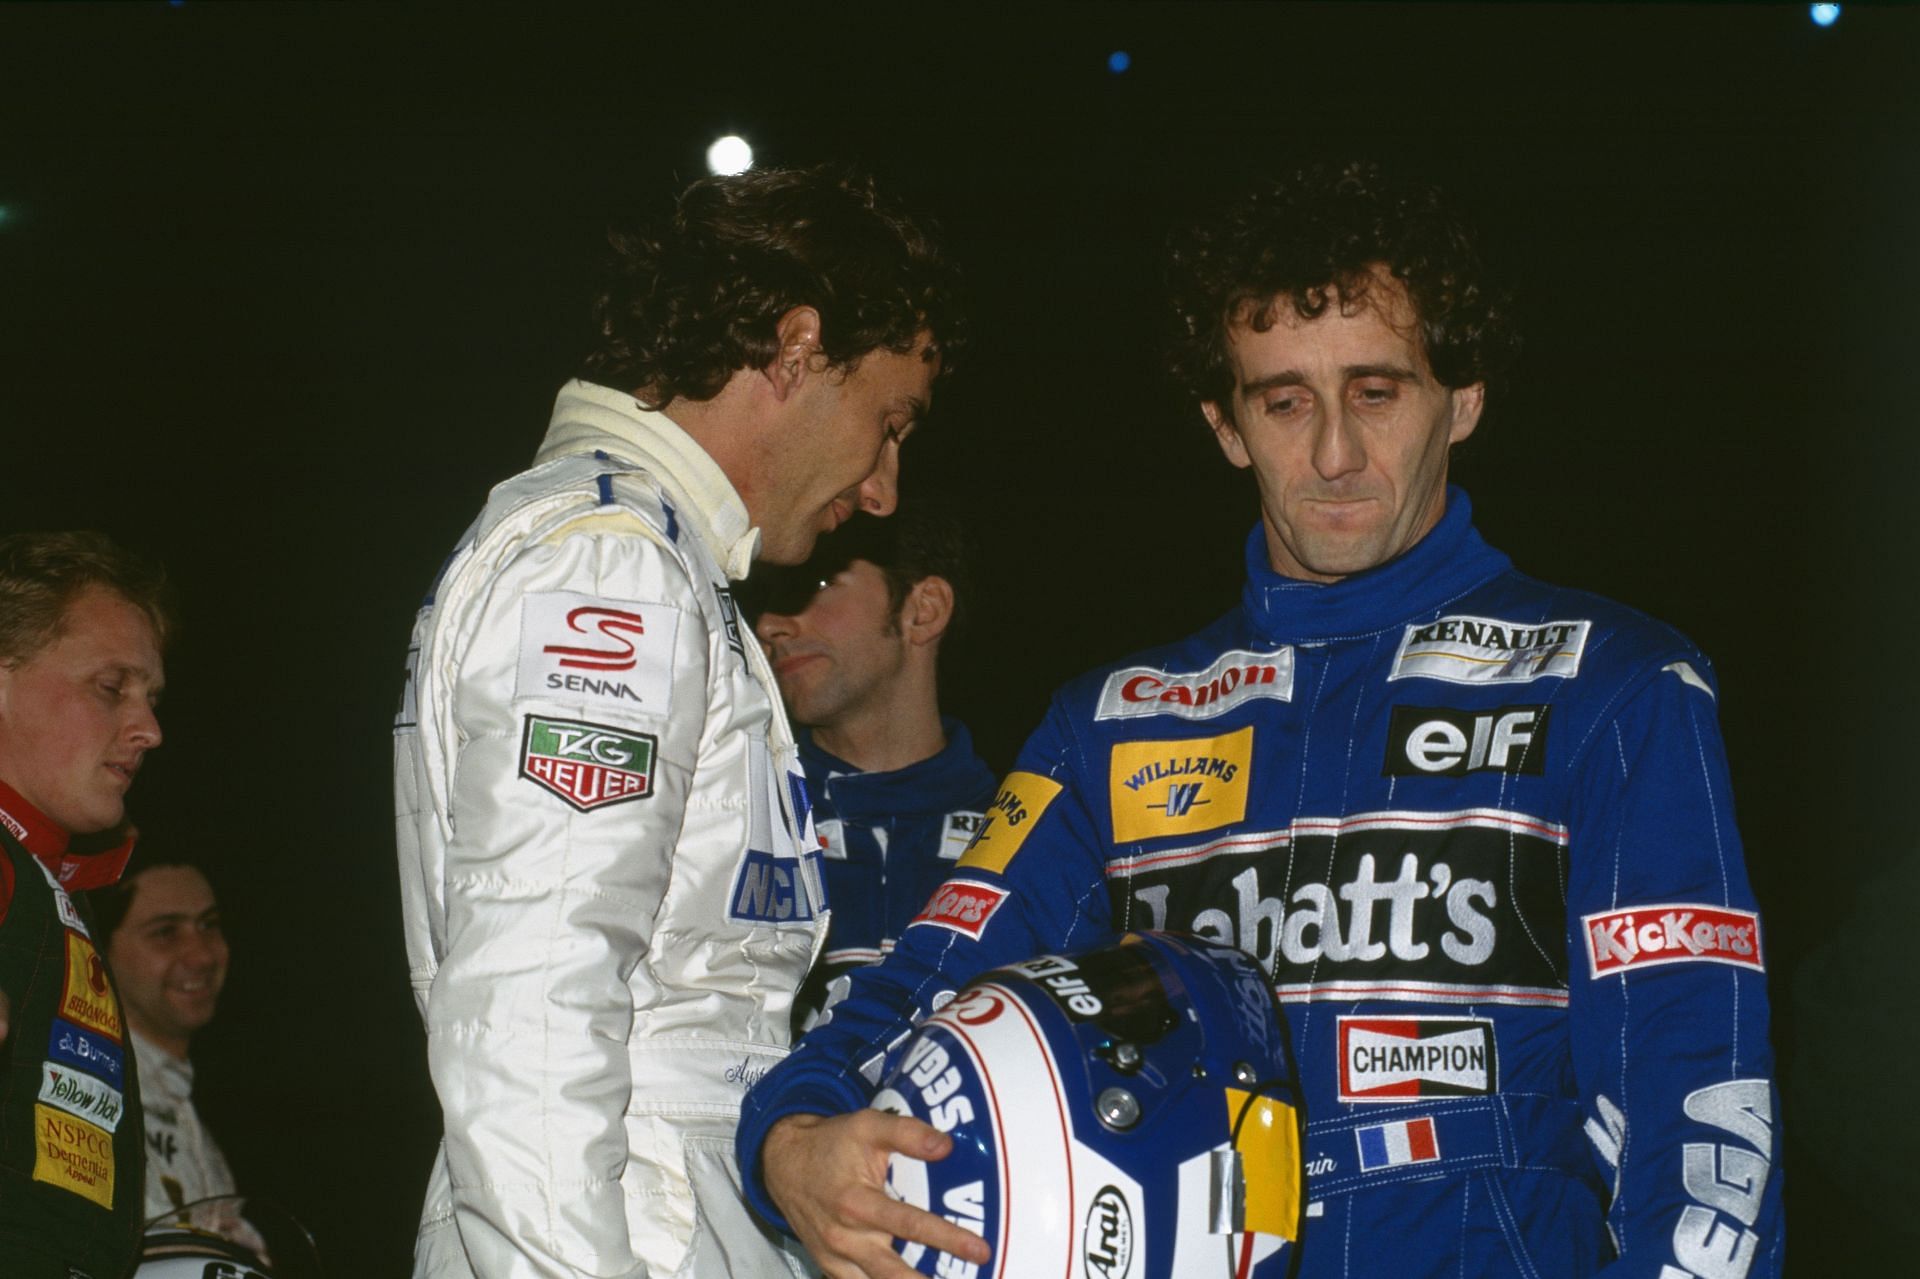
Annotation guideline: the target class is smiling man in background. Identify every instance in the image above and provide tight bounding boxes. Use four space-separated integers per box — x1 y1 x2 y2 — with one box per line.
395 165 965 1279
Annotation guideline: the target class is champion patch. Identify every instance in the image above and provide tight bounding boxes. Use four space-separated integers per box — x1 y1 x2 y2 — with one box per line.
1337 1016 1495 1103
33 1104 115 1208
518 715 658 811
912 878 1010 940
1584 903 1763 978
1389 615 1590 685
1355 1116 1440 1171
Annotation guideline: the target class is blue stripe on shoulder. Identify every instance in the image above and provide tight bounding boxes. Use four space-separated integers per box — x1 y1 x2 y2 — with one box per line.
597 473 613 506
663 501 679 543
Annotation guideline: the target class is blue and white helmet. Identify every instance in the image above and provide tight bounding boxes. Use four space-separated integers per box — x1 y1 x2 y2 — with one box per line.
873 931 1302 1279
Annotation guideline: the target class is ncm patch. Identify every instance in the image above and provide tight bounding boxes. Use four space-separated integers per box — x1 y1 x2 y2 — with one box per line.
519 715 657 811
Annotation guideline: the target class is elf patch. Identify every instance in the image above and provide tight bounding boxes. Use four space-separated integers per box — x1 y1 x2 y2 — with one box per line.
519 715 657 811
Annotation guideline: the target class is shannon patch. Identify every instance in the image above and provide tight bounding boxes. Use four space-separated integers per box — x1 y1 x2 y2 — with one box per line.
38 1062 126 1132
1384 705 1549 777
958 772 1063 874
1337 1016 1496 1103
516 591 679 712
1584 904 1763 978
33 1104 115 1208
1095 649 1294 722
911 878 1010 940
59 932 121 1039
1108 727 1253 843
1389 615 1590 685
519 715 657 811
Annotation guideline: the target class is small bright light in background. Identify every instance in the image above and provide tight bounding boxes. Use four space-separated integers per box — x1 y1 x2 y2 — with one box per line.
706 135 753 176
1810 4 1840 27
0 206 12 230
1107 50 1132 74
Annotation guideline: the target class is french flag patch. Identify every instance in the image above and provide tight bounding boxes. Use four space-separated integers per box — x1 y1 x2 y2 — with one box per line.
1355 1116 1441 1171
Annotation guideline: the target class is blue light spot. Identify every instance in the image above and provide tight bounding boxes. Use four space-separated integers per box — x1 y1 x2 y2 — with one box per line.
1107 50 1131 74
1811 4 1840 27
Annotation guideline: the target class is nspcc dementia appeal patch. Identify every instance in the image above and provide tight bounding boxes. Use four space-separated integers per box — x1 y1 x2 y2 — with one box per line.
519 715 657 811
33 1104 115 1208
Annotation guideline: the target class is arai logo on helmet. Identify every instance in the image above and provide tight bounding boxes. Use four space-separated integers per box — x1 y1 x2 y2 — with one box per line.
1083 1185 1134 1279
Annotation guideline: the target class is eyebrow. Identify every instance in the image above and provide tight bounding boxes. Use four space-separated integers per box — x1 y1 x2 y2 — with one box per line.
1239 363 1423 395
139 908 217 929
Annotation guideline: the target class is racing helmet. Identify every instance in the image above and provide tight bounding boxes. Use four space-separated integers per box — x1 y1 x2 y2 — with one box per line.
874 931 1302 1279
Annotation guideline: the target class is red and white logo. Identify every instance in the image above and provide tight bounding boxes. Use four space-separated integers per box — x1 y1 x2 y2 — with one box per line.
1584 903 1763 978
911 879 1010 940
1095 648 1294 722
517 592 678 711
543 606 646 671
1337 1016 1495 1103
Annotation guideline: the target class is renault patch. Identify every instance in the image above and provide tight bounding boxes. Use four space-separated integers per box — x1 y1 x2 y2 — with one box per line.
1389 615 1590 685
519 715 657 811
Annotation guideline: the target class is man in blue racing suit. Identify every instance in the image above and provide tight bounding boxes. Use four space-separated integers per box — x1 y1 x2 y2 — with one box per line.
738 162 1784 1279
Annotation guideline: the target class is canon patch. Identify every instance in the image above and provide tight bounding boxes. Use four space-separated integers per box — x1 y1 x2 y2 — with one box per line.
1384 705 1549 777
1338 1016 1496 1103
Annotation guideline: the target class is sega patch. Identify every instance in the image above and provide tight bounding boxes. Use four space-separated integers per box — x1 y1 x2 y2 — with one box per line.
940 811 986 860
728 848 826 925
48 1018 124 1089
515 591 679 714
38 1061 126 1132
33 1103 115 1208
519 715 657 811
1584 904 1763 978
58 932 121 1038
1095 648 1295 722
958 772 1062 874
911 878 1010 940
1354 1116 1440 1171
1338 1016 1496 1103
1389 615 1590 685
1108 727 1253 843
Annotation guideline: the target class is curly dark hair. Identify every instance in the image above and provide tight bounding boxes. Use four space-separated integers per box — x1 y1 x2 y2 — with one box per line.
0 531 174 666
1166 161 1518 409
583 165 967 407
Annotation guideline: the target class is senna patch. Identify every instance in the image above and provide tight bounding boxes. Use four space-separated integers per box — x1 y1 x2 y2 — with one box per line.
59 932 121 1039
957 772 1062 874
33 1104 115 1208
519 715 657 811
1108 727 1253 843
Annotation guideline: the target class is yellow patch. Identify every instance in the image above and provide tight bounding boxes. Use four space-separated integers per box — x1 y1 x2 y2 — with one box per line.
32 1104 115 1209
1225 1087 1301 1241
1107 727 1253 842
956 771 1063 874
58 932 122 1039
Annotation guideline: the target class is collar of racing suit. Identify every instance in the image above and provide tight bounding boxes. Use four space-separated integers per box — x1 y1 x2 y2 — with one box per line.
1239 484 1514 644
798 718 993 822
534 378 763 580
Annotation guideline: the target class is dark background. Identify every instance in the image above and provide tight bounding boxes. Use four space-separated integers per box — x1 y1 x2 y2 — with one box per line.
3 2 1912 1272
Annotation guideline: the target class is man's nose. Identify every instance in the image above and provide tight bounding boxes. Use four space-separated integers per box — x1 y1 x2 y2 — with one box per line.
755 610 795 645
857 439 900 517
1311 406 1365 481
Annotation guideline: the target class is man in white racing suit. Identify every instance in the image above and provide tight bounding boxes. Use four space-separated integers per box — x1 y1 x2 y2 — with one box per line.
394 166 964 1279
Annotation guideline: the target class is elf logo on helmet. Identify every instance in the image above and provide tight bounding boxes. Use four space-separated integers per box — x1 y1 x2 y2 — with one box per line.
1083 1186 1134 1279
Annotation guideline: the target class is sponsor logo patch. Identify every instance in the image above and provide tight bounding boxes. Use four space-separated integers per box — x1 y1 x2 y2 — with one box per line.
1108 727 1253 843
1083 1184 1135 1279
714 587 746 657
0 807 25 841
959 772 1063 874
518 715 658 811
1095 649 1294 723
941 810 986 860
1383 705 1549 777
516 592 678 711
1389 615 1590 685
1584 903 1763 978
728 847 826 925
48 1018 124 1089
912 878 1010 940
32 1103 115 1208
51 885 88 936
1355 1116 1440 1171
38 1062 125 1131
58 932 121 1038
1337 1016 1496 1103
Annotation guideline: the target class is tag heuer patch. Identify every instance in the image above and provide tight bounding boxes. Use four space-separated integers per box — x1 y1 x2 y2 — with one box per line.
519 715 657 811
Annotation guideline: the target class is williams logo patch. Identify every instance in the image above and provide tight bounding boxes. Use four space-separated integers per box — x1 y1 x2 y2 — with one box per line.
1094 649 1294 722
1384 705 1549 777
1108 727 1253 843
1389 615 1590 685
1337 1016 1496 1103
959 772 1063 874
519 715 658 811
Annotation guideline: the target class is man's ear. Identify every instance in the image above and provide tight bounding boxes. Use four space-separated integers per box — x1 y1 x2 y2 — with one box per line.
1448 381 1486 446
766 306 824 401
1201 400 1251 469
901 575 955 647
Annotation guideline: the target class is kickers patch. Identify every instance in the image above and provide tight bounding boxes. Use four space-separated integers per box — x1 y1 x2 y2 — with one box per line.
911 878 1010 940
1584 903 1763 977
1338 1016 1495 1103
33 1104 115 1208
59 933 121 1039
519 715 657 811
1389 615 1590 685
1108 727 1252 843
516 592 679 713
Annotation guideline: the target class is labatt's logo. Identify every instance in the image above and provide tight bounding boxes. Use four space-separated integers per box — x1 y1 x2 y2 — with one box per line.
1584 903 1762 978
1390 615 1590 685
912 878 1010 941
519 715 657 811
1095 649 1294 722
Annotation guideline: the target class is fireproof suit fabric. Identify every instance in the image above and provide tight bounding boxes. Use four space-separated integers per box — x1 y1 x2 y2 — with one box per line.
397 379 825 1279
740 490 1783 1279
793 721 997 1029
